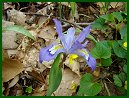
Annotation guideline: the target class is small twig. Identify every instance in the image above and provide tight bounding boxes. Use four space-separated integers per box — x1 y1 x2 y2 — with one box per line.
94 14 99 18
25 13 49 17
76 22 93 26
90 3 100 13
57 18 83 30
62 22 92 28
25 12 92 30
104 82 111 96
78 14 91 19
106 78 112 83
20 7 29 11
35 15 51 33
113 2 119 8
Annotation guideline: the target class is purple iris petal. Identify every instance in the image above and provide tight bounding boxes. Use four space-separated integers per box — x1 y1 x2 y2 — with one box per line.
53 18 63 38
53 19 67 49
82 40 89 47
64 27 75 50
69 41 84 53
75 25 91 43
74 48 96 71
39 44 65 63
86 55 96 71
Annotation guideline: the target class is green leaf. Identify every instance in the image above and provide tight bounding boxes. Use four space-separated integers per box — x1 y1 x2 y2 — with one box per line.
77 73 102 96
25 86 33 94
106 40 114 48
112 12 123 22
92 18 108 31
113 41 127 58
86 34 97 43
118 72 126 83
101 58 112 67
46 54 62 96
113 74 122 87
124 3 127 12
123 64 127 73
118 38 127 50
3 25 35 40
117 86 127 95
70 2 76 18
100 14 115 22
119 24 127 39
90 41 111 59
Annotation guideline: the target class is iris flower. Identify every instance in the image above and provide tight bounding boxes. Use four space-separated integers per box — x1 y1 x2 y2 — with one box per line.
39 18 96 71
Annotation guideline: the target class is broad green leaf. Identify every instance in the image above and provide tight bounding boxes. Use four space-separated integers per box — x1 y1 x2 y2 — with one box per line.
113 41 127 58
90 41 111 59
119 24 127 39
25 86 33 94
113 74 122 87
80 73 92 83
77 73 102 96
70 2 76 17
101 58 112 67
106 40 114 48
46 54 62 96
118 72 126 83
100 14 115 22
112 12 123 22
123 64 127 73
3 25 35 40
92 18 108 31
116 86 127 94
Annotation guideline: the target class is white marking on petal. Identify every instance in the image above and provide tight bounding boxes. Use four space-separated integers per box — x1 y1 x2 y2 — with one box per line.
50 49 56 55
85 54 89 60
78 49 89 60
49 44 63 55
49 47 53 51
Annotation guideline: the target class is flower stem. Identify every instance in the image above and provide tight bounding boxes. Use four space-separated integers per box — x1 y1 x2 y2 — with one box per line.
59 53 67 68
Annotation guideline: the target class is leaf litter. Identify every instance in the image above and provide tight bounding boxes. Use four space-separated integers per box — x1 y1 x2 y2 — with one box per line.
2 2 127 96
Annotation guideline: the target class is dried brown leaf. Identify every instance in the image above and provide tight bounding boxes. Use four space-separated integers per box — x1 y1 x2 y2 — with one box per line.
54 68 80 96
64 56 80 76
8 75 19 88
2 31 18 49
7 9 26 26
2 20 14 28
96 2 124 8
38 25 56 41
4 3 14 10
2 58 24 82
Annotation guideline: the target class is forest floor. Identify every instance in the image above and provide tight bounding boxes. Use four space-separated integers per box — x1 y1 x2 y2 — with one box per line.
2 2 127 96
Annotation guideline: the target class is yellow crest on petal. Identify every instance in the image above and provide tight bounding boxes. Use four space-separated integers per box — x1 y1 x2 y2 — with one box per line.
49 44 63 55
69 54 78 65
